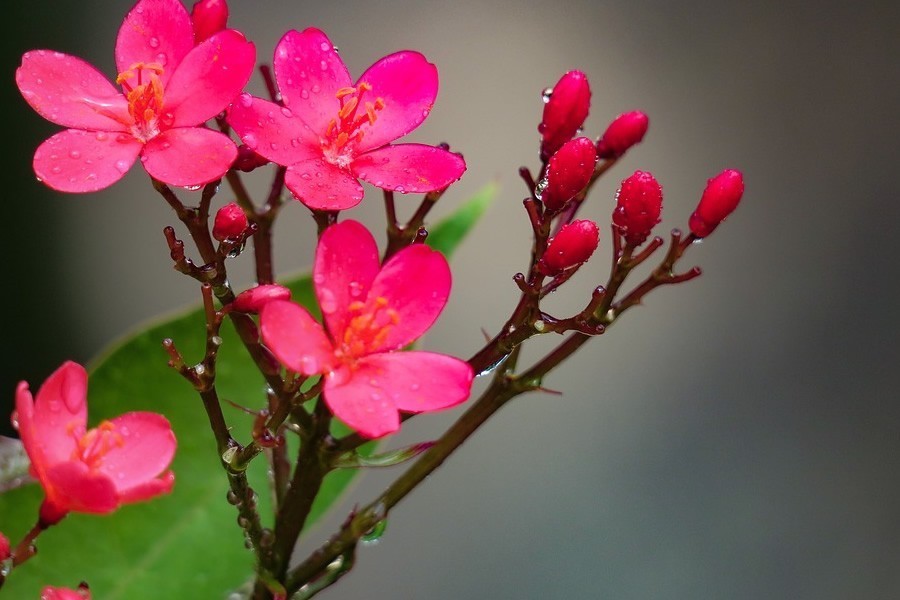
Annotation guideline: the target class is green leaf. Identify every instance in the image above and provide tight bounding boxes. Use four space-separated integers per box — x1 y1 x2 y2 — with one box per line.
427 181 498 257
0 184 495 598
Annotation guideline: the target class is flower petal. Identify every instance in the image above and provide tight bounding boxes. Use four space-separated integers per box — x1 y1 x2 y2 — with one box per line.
365 243 452 351
284 158 364 210
165 30 256 127
260 300 336 375
323 369 401 439
33 130 142 193
141 127 236 187
44 461 119 514
115 0 193 88
351 144 465 194
97 412 176 493
116 470 175 504
314 220 381 339
16 50 130 131
15 362 86 475
354 51 437 152
227 94 319 165
274 28 351 136
359 352 473 413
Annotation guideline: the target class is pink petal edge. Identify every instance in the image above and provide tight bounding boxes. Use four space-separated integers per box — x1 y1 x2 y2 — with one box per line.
260 300 336 375
359 351 474 413
352 143 466 194
33 130 142 193
323 370 401 439
284 159 364 210
141 127 237 187
115 0 193 88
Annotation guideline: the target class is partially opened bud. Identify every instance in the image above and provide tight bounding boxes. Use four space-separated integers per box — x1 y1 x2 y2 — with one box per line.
233 284 292 313
0 530 9 562
596 111 649 159
538 70 591 160
191 0 229 44
539 137 597 212
212 203 249 242
689 169 744 237
612 170 663 246
540 219 600 275
41 584 91 600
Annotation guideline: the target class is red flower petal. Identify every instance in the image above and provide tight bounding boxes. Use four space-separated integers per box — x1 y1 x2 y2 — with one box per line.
33 130 142 193
44 461 119 515
274 28 351 136
313 220 381 340
354 51 438 152
16 51 130 131
141 127 236 187
284 158 364 210
165 29 256 128
365 243 451 352
360 352 473 413
116 470 175 504
351 144 465 194
260 300 337 376
227 94 319 165
323 368 402 439
97 412 176 493
115 0 193 88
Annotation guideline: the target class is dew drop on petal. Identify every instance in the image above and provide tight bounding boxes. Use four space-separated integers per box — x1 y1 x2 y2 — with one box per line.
320 41 330 52
51 166 62 174
319 60 328 71
300 89 309 100
319 288 338 314
243 133 258 149
298 356 320 374
115 159 131 173
280 106 293 118
312 84 321 94
348 281 364 298
542 87 553 103
301 172 311 180
239 94 253 108
69 150 81 159
95 132 108 142
149 37 160 48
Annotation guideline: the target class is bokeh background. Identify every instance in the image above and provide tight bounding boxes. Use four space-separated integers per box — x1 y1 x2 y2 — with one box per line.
3 0 899 598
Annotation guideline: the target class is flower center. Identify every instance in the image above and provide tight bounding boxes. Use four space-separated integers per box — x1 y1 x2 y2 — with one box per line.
321 82 385 169
71 420 124 471
338 296 399 360
116 62 168 143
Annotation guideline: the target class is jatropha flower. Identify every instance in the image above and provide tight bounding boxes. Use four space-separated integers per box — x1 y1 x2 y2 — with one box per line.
538 70 591 160
15 0 255 193
41 584 91 600
539 137 597 212
15 362 176 525
260 220 474 438
227 28 466 211
540 219 600 275
596 110 649 160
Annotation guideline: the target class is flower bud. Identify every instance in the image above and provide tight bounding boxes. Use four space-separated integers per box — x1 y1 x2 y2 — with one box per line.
233 284 292 313
689 169 744 237
0 531 9 562
612 170 663 246
538 70 591 160
212 202 249 242
539 137 597 212
596 110 649 159
41 584 91 600
540 219 600 275
191 0 229 44
233 144 270 172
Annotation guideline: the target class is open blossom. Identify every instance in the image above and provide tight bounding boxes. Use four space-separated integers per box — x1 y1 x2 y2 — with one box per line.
15 362 176 525
227 28 466 211
260 220 473 438
16 0 255 193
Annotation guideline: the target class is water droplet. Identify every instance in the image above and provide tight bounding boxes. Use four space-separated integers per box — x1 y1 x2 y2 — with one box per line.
410 383 420 392
301 172 311 180
194 364 206 376
69 150 81 159
95 132 108 142
300 89 310 100
51 166 62 174
280 106 293 118
319 288 338 314
319 60 328 71
149 36 160 48
320 41 330 52
269 142 279 151
362 519 388 545
395 185 406 194
242 133 258 149
183 184 202 191
422 108 430 118
348 281 364 298
533 319 546 332
534 177 548 200
298 356 320 374
542 87 553 103
312 84 321 94
10 410 19 430
115 159 130 173
239 94 253 108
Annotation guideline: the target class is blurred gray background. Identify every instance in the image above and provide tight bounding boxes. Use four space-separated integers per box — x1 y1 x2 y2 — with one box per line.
3 0 899 598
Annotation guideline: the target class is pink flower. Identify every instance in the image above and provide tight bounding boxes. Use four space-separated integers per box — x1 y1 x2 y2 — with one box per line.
15 362 176 525
227 28 466 211
212 202 249 241
539 137 597 212
41 585 90 600
596 110 649 159
16 0 255 193
260 220 474 438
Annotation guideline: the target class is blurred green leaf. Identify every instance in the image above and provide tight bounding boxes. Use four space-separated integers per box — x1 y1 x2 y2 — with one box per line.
0 183 495 598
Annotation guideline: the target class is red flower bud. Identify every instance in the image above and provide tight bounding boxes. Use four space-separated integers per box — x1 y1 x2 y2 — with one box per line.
234 144 270 173
233 284 292 313
538 70 591 160
212 202 249 242
0 531 9 562
596 110 649 159
191 0 229 44
612 170 663 246
539 137 597 212
689 169 744 237
540 219 600 275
